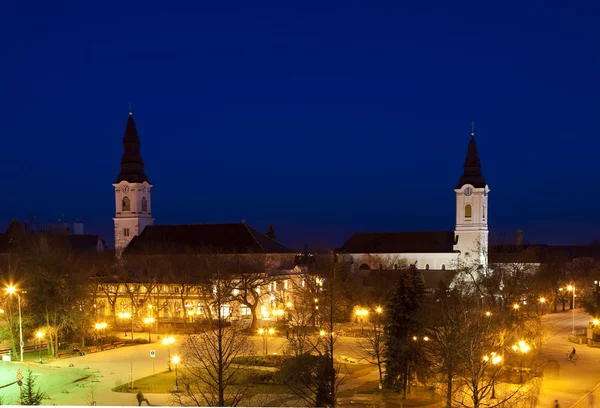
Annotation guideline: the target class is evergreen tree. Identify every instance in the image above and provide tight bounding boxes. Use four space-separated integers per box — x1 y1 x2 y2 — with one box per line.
21 369 45 405
383 267 428 397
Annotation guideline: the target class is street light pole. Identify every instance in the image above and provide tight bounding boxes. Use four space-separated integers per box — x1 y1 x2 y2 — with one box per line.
568 285 575 335
6 286 23 362
17 293 23 362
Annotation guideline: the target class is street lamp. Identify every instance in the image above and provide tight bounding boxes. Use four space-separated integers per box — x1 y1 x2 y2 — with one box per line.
6 285 23 362
483 352 502 399
95 322 107 350
512 341 530 384
567 285 575 335
258 328 275 355
143 317 155 343
513 303 520 310
36 331 44 363
162 336 175 371
539 297 546 315
172 355 180 392
118 312 134 340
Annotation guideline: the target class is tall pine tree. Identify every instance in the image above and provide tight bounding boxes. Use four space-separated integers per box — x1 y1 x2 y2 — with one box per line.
383 267 428 397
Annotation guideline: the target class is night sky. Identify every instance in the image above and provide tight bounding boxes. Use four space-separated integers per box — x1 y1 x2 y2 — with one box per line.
1 1 599 250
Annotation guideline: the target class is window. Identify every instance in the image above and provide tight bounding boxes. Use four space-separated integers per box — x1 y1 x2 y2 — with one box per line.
141 197 148 212
122 196 130 211
393 264 398 270
425 264 430 270
441 264 446 270
241 306 251 316
123 228 130 237
465 204 472 219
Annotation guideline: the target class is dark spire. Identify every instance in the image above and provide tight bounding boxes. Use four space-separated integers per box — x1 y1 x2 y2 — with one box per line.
116 110 149 183
455 122 486 189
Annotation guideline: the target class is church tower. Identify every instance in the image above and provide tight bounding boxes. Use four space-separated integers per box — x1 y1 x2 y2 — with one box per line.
454 123 489 266
113 109 154 252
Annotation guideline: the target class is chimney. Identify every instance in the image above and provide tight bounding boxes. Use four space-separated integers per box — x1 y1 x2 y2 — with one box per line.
516 229 524 246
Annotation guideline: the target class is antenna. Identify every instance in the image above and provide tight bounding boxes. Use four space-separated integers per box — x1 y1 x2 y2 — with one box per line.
129 103 133 115
471 121 475 137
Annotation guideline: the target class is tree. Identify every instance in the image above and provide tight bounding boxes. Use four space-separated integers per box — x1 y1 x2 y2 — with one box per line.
21 368 46 405
279 352 341 408
227 254 274 330
21 237 90 357
172 255 255 407
384 267 429 397
352 306 386 385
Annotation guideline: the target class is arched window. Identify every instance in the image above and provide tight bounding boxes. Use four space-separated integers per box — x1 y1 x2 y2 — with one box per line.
465 204 472 219
441 264 446 270
122 196 130 211
141 197 148 212
393 264 398 270
425 264 430 270
359 264 371 271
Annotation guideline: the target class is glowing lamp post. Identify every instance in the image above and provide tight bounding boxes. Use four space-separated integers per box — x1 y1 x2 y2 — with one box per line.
172 355 180 392
95 322 107 350
36 331 44 363
143 317 155 343
483 352 502 399
512 341 530 384
567 285 575 335
118 312 134 340
6 285 23 362
162 336 175 371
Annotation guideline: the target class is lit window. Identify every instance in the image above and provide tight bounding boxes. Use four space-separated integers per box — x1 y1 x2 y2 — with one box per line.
241 306 251 316
465 204 472 219
122 196 130 211
220 305 230 318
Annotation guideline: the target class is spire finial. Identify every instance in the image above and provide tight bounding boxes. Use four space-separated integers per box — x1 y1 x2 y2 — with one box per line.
471 121 475 138
129 103 133 116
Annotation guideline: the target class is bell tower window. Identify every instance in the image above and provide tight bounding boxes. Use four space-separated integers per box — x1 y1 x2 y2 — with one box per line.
465 204 472 219
142 197 148 212
122 196 131 211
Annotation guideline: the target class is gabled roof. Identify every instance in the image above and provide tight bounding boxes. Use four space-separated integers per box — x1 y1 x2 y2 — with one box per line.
0 221 106 254
124 223 293 254
339 231 457 254
456 128 486 189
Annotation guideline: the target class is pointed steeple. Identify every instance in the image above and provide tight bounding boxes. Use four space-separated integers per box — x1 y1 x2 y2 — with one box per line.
455 122 486 189
116 110 149 183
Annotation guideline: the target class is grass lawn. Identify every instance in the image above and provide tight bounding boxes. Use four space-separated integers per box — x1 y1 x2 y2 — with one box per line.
339 381 443 407
113 368 291 395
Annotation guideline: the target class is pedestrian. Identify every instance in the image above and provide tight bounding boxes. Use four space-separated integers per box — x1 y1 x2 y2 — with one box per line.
589 393 596 408
554 400 560 408
136 391 151 406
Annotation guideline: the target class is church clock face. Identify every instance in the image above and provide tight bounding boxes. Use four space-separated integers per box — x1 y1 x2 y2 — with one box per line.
464 187 473 196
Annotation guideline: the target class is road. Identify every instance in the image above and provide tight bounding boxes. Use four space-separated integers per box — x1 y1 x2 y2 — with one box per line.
5 310 592 407
0 331 369 406
537 309 600 408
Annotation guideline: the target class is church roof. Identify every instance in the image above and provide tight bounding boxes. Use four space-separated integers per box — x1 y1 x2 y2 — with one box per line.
339 231 457 254
124 223 294 254
116 112 149 183
0 221 106 253
456 126 486 189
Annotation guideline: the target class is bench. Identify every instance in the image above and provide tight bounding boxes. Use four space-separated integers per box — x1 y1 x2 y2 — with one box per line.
57 351 71 359
113 342 124 348
86 346 99 354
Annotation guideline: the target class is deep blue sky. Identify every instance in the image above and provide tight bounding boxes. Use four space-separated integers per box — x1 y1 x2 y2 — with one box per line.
1 0 599 249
